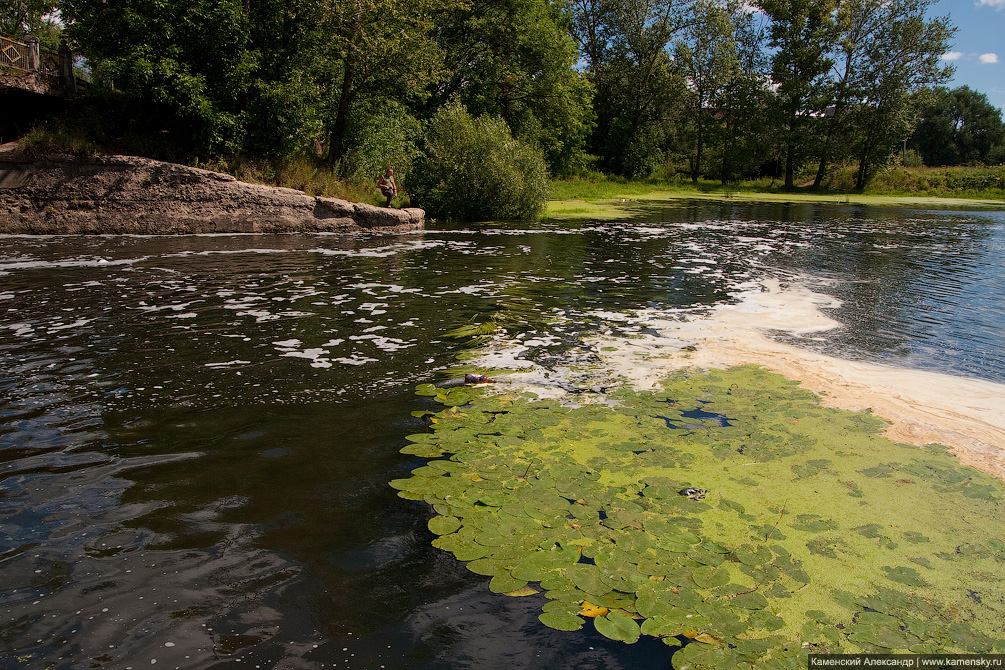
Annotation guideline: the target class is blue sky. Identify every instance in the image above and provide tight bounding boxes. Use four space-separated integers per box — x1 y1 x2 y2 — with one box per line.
930 0 1005 112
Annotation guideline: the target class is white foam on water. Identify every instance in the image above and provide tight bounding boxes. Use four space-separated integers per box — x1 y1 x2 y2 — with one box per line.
474 279 1005 480
273 339 302 348
0 256 153 270
4 323 36 337
236 310 279 322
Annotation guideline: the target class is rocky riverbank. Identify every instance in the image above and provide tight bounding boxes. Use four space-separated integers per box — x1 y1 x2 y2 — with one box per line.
0 148 424 234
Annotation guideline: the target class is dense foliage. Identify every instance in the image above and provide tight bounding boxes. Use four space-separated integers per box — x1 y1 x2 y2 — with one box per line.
1 0 60 44
908 86 1005 166
409 102 549 221
18 0 1005 217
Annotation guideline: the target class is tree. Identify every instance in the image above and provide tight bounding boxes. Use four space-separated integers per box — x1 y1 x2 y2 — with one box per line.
63 0 257 155
847 1 953 188
756 0 837 189
427 0 595 176
811 0 952 188
572 0 692 176
674 0 739 183
305 0 458 167
240 0 327 158
809 0 886 188
1 0 59 42
716 4 773 183
909 86 1005 166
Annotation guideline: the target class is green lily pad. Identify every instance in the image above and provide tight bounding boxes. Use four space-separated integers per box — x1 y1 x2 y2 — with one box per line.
538 611 584 631
882 565 928 587
397 367 1005 669
488 572 528 594
691 565 730 589
428 515 462 535
594 610 641 644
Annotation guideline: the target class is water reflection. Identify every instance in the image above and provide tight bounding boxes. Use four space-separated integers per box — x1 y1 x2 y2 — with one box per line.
1 201 1003 668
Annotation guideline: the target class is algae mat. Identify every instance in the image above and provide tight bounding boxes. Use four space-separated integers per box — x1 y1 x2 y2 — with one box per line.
391 366 1005 668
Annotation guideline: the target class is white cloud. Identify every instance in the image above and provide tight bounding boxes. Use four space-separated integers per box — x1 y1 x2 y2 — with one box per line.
941 51 964 61
979 53 1000 64
976 0 1005 8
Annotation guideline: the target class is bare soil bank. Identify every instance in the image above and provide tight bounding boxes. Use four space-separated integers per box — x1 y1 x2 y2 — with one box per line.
0 148 424 234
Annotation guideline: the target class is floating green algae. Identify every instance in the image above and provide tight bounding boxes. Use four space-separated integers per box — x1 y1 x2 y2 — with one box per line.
391 365 1005 668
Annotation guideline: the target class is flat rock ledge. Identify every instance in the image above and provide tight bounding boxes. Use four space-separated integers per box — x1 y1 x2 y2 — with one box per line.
0 151 424 234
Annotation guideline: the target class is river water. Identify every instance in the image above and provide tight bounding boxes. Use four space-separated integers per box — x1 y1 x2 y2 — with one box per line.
1 200 1004 669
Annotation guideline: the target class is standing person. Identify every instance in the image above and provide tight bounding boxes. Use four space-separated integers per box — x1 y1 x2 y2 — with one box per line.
377 168 396 207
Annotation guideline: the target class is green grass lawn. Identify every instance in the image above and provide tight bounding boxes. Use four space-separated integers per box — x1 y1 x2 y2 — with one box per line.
546 169 1005 220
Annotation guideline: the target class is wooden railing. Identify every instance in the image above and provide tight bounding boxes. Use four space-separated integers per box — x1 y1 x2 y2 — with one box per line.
1 34 31 71
0 35 87 93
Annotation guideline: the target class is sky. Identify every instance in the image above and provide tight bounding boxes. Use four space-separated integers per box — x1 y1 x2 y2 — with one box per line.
929 0 1005 112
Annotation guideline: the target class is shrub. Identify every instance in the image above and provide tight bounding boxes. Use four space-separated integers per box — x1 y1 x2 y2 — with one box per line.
338 99 423 191
410 101 548 221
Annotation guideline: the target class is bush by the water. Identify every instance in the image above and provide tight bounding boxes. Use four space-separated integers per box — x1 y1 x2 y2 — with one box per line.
410 102 548 221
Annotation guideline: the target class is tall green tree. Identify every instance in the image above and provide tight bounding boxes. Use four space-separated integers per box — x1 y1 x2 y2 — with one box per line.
811 0 952 188
428 0 595 175
306 0 457 167
809 0 886 187
756 0 837 189
909 86 1005 166
716 3 773 183
847 0 953 188
674 0 738 183
1 0 59 42
573 0 692 175
241 0 326 158
63 0 257 155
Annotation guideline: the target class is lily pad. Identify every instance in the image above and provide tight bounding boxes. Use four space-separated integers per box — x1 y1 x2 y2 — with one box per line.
538 612 584 631
882 565 928 587
594 610 641 644
427 515 462 535
394 367 1005 669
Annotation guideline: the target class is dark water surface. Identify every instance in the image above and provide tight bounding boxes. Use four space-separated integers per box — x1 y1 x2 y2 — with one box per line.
2 201 1004 669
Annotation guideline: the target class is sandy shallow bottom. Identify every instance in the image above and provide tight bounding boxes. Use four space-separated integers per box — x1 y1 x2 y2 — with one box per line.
490 279 1005 481
597 280 1005 480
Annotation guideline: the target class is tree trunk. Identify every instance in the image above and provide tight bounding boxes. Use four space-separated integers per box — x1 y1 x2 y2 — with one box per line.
721 88 733 185
813 94 849 189
328 47 356 166
783 106 798 190
693 112 703 184
784 143 795 190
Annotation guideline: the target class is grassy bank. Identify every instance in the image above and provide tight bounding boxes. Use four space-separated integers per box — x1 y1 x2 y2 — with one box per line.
547 166 1005 220
15 123 1004 217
